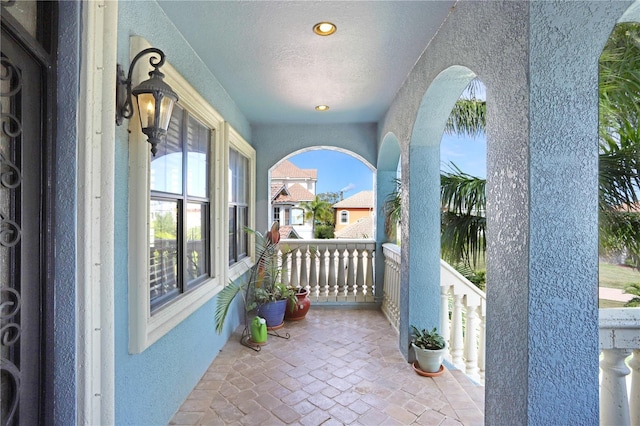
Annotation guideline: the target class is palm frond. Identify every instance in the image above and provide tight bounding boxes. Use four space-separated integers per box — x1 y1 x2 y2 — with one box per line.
214 281 244 334
444 99 486 138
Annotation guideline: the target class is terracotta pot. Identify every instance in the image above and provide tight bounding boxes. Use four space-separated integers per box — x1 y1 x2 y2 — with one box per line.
285 288 311 321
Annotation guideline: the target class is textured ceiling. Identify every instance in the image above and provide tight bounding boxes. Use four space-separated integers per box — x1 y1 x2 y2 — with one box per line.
157 1 456 124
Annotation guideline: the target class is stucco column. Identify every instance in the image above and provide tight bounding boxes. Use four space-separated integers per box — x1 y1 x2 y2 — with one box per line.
399 144 440 359
375 169 397 302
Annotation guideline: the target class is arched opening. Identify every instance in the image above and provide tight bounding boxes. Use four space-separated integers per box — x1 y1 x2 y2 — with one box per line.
269 147 375 240
398 65 478 359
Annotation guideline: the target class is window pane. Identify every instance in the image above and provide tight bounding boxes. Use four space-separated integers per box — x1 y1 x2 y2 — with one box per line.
151 106 183 194
229 206 236 264
238 206 248 259
150 200 179 307
229 149 237 203
187 115 209 198
291 208 304 225
186 202 208 283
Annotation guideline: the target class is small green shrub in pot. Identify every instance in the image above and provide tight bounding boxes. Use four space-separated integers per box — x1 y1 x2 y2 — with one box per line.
411 325 446 373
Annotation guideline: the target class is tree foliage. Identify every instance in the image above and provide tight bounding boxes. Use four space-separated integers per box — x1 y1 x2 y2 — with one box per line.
299 196 334 237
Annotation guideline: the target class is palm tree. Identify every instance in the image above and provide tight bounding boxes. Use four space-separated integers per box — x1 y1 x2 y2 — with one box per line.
440 163 486 269
598 22 640 269
299 196 333 238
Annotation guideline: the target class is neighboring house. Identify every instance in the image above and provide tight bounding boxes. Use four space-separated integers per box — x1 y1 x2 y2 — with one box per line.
270 160 317 238
333 190 374 237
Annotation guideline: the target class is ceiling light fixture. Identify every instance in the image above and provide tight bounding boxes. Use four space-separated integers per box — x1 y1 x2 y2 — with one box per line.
315 105 330 111
313 22 336 36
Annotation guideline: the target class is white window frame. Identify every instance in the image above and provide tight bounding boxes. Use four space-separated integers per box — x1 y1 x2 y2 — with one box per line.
226 123 256 282
128 37 227 353
340 210 349 224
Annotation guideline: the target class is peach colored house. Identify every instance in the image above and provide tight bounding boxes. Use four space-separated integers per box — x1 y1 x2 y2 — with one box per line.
333 190 374 237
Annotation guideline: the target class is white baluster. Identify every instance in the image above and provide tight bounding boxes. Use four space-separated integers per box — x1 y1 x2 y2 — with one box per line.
280 250 290 286
346 246 356 298
318 247 327 299
451 294 464 368
355 247 365 300
393 259 400 330
299 245 308 289
365 247 374 300
440 285 451 349
336 246 346 297
329 246 338 298
478 313 486 382
289 247 299 288
308 246 317 297
600 348 631 426
465 304 479 380
630 349 640 426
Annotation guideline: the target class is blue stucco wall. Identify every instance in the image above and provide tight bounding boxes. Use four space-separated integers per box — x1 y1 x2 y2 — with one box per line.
54 2 81 424
114 2 250 424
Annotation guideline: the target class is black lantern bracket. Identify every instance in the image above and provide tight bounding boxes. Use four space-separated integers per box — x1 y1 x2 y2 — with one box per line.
115 47 179 156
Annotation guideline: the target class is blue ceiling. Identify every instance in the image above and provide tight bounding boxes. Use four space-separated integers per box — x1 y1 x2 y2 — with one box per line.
157 1 456 124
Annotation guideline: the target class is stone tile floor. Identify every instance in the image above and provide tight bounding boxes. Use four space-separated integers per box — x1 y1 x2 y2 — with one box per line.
170 308 484 425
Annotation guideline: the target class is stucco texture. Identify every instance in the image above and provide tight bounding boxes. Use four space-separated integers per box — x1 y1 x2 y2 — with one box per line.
114 2 250 424
377 1 633 423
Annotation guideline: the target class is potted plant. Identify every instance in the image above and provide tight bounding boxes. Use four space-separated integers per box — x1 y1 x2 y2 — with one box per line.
214 222 294 334
411 325 446 373
284 285 311 321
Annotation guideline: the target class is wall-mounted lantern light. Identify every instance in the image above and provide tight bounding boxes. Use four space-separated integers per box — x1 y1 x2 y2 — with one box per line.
116 48 178 156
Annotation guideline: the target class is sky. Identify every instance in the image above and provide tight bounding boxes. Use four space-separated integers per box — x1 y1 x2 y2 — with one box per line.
287 133 486 198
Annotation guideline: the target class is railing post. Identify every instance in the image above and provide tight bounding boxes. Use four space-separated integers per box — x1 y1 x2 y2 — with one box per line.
289 247 299 288
440 285 450 347
346 245 356 299
308 246 317 296
280 249 290 286
365 246 374 301
451 294 464 368
479 314 486 382
336 246 346 298
317 246 327 300
356 247 365 300
600 348 631 426
465 304 480 380
299 245 308 289
630 349 640 426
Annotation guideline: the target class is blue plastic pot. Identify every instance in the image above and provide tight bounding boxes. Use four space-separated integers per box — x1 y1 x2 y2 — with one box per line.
256 299 287 328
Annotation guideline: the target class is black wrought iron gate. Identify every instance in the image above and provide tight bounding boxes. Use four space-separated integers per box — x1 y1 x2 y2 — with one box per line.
1 2 56 425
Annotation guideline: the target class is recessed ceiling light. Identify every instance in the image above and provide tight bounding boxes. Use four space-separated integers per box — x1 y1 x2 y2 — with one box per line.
315 105 330 111
313 22 336 36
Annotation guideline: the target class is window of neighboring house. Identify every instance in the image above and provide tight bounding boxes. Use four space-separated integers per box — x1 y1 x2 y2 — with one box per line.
149 104 210 312
273 207 281 223
229 147 249 265
291 208 304 225
340 210 349 224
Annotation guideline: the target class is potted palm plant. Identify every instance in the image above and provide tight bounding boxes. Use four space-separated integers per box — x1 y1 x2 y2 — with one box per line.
214 222 295 334
411 325 446 374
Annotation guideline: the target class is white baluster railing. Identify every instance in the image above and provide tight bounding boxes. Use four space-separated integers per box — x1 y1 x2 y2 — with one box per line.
279 239 376 304
440 260 486 383
599 307 640 426
382 243 401 333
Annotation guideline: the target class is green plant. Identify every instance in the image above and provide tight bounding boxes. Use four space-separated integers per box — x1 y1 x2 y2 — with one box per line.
410 326 445 350
215 223 293 334
624 282 640 307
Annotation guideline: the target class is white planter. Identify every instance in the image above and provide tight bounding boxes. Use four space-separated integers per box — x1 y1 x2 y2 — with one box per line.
412 343 446 373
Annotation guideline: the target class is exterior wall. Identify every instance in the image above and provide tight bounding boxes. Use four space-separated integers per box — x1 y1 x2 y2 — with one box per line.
114 2 251 424
378 0 632 423
253 123 377 234
334 208 373 233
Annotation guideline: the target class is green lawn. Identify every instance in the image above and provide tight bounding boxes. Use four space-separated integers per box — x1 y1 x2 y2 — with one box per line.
599 262 640 290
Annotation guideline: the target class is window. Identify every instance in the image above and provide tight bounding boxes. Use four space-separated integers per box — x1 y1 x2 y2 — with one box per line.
226 124 255 279
149 104 210 312
273 207 280 223
229 147 249 265
340 210 349 224
128 36 231 353
291 208 304 225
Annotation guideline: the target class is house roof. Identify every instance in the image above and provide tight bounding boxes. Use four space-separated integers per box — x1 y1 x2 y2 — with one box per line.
334 216 374 239
272 160 317 180
272 183 314 204
333 190 374 209
278 225 300 240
